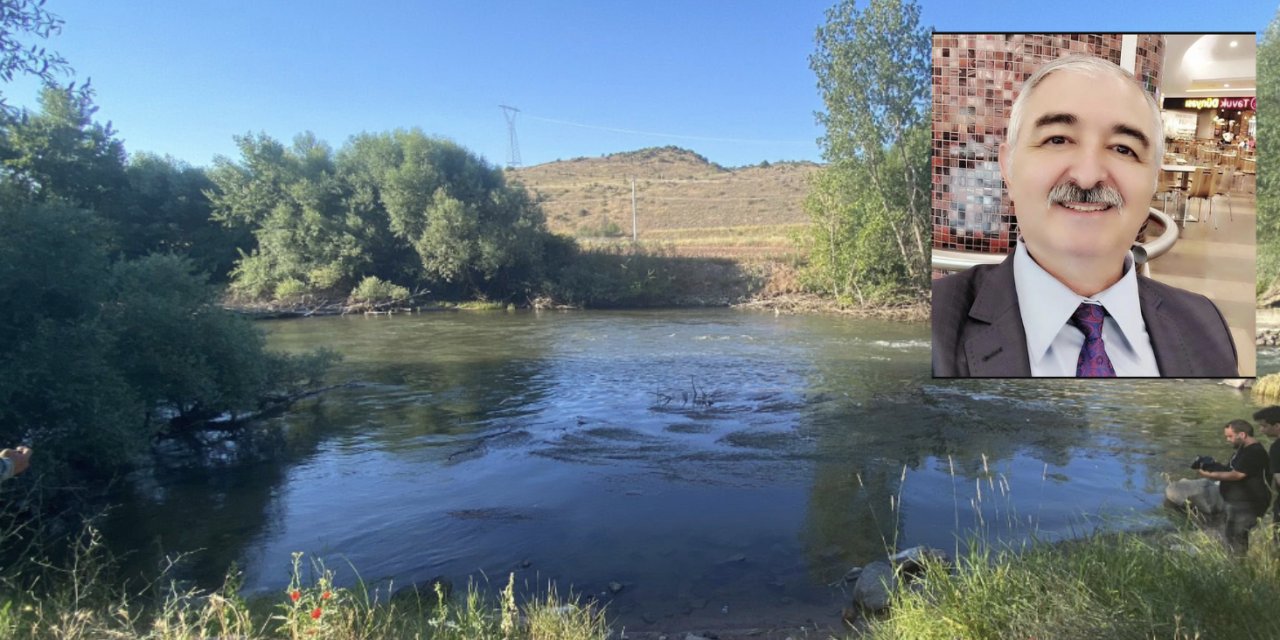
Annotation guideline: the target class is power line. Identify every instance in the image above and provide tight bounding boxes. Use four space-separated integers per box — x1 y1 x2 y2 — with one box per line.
521 113 813 146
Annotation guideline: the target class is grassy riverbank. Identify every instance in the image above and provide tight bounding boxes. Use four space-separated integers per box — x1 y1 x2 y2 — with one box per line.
5 521 1275 639
0 531 610 640
863 527 1280 640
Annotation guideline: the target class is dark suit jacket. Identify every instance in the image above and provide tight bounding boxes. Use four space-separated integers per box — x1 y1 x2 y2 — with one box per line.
932 253 1238 377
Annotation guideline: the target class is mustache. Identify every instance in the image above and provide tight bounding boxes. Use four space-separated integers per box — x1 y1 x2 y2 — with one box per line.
1046 182 1124 209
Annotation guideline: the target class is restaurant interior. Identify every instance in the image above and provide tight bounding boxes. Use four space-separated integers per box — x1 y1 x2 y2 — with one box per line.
931 33 1257 376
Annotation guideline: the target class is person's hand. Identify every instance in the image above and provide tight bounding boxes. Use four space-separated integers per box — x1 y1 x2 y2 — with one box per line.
0 446 31 477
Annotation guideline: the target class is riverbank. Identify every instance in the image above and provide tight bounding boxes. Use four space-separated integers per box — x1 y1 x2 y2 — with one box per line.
225 293 930 323
6 522 1272 640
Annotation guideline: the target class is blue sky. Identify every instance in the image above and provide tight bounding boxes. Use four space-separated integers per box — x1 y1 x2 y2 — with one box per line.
3 1 1275 169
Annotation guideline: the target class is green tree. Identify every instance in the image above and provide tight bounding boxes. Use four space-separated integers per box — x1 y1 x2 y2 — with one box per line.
0 0 78 113
0 202 145 484
805 0 931 303
209 129 550 301
124 153 247 280
341 130 549 298
0 86 129 221
1259 12 1280 300
208 132 368 299
105 254 271 428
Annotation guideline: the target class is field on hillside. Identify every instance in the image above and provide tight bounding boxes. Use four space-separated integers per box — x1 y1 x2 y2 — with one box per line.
510 146 819 260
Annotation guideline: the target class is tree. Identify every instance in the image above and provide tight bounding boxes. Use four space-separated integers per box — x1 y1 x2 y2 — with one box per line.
124 153 247 280
0 0 79 113
209 129 550 301
0 85 129 220
805 0 931 303
1259 12 1280 301
106 254 271 428
208 132 368 299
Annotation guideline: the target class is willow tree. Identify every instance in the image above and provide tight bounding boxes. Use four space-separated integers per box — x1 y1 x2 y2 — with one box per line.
806 0 930 304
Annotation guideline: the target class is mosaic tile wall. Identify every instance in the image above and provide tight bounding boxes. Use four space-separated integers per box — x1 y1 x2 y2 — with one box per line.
931 34 1165 255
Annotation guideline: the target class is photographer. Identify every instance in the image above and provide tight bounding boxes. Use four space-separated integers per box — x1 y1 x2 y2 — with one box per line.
1198 420 1271 553
1253 406 1280 529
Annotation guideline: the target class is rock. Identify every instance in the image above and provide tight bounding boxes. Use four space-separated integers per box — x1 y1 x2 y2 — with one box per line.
890 546 951 578
852 560 896 612
841 566 863 584
1165 478 1225 516
608 581 624 594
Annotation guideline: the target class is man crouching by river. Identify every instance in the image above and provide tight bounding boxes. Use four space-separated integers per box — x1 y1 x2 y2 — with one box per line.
1198 420 1271 553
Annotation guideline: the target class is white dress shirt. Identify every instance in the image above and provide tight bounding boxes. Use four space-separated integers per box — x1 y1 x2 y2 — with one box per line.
1012 241 1160 377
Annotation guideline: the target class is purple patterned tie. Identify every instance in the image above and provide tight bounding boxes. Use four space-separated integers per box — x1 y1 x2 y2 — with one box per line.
1070 303 1116 377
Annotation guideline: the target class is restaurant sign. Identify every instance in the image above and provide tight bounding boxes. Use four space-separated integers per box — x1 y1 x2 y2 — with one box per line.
1164 97 1257 111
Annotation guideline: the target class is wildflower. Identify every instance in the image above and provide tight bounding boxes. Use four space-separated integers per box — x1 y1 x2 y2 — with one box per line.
290 590 301 602
321 590 332 600
311 607 323 620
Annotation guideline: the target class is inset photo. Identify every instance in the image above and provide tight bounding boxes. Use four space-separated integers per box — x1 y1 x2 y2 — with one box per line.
931 34 1256 378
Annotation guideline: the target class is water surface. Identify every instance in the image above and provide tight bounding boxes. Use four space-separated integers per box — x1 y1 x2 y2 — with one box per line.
107 310 1264 630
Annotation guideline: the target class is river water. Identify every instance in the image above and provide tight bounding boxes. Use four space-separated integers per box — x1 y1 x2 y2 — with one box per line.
104 310 1271 631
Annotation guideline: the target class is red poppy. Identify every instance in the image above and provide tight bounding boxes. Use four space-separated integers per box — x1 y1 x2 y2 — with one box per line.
321 591 332 600
311 607 323 620
290 590 301 602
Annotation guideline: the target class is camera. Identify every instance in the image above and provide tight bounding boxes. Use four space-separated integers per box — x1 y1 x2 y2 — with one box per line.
1190 455 1231 472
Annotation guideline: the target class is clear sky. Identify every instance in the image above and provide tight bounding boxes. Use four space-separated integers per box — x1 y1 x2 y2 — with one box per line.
3 1 1275 169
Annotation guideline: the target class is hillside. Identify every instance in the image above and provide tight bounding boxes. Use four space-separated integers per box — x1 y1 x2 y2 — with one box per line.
509 146 820 259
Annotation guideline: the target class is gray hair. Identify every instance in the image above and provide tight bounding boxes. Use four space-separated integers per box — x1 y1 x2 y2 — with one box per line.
1006 55 1165 170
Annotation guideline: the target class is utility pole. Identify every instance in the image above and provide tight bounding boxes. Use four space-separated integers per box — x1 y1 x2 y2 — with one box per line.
631 177 637 242
499 105 521 168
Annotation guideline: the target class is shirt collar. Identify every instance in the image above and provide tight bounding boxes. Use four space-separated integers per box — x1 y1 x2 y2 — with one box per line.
1013 240 1143 362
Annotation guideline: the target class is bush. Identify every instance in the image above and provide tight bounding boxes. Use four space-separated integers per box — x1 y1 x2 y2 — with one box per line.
350 276 410 304
274 277 308 301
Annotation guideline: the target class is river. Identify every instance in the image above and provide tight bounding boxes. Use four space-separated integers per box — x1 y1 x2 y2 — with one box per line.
103 309 1272 631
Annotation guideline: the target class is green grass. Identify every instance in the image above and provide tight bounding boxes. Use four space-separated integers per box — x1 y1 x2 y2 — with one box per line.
0 526 610 640
862 527 1280 640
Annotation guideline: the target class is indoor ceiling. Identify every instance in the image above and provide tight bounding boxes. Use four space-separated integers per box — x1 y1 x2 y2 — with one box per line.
1160 34 1257 98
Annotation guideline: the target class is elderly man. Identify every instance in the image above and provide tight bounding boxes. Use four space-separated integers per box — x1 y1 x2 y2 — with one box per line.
932 55 1237 377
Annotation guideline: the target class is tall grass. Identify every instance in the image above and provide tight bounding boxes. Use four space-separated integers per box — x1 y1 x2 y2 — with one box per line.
0 520 610 640
862 511 1280 639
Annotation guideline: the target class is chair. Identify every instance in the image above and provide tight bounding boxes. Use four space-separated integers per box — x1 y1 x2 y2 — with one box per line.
1241 158 1257 194
1184 167 1213 224
1156 169 1184 226
1208 165 1234 228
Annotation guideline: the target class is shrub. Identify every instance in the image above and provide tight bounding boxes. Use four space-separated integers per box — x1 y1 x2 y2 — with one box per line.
274 277 308 301
350 276 410 304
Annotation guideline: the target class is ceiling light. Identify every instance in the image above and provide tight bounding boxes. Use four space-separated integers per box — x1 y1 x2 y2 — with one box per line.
1225 83 1231 88
1230 41 1238 47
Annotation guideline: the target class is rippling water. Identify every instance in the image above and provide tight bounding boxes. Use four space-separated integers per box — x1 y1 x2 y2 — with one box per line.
105 310 1266 630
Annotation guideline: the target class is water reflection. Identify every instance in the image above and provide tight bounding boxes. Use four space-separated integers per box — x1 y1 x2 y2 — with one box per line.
102 311 1270 630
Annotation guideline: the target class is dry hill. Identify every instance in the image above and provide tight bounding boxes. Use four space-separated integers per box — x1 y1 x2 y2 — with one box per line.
509 146 819 259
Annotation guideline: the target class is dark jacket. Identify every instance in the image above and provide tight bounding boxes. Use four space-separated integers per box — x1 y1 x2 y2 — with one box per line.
931 253 1238 377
